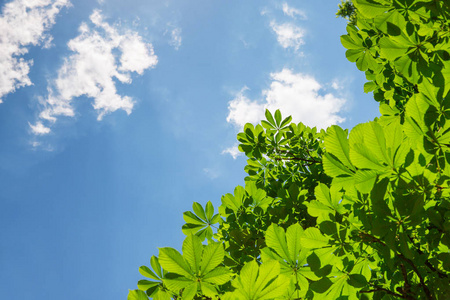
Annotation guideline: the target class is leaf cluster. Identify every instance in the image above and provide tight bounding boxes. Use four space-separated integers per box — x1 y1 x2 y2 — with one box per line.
129 0 450 299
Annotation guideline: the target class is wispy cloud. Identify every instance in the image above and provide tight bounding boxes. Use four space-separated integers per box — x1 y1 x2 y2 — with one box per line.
169 27 182 50
31 9 158 134
226 69 346 130
221 144 242 159
282 3 307 19
0 0 70 102
203 168 220 179
270 21 305 51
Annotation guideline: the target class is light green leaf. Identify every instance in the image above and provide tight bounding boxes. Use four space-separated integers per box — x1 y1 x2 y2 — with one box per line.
265 224 291 263
232 260 288 300
265 109 276 127
364 122 390 166
182 234 202 273
349 124 387 171
139 265 159 281
202 267 231 285
274 109 282 126
192 202 207 221
200 242 224 275
137 280 158 291
158 248 192 278
205 201 214 220
128 289 148 300
301 228 330 249
354 170 378 194
163 275 193 293
150 256 163 278
325 126 354 171
254 260 283 299
323 153 355 177
286 223 304 263
183 211 205 225
236 260 259 297
353 0 392 18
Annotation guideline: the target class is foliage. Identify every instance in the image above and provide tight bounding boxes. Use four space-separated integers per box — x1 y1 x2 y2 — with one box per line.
129 0 450 299
337 0 357 25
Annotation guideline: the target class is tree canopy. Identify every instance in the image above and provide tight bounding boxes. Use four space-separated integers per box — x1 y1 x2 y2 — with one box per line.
129 0 450 299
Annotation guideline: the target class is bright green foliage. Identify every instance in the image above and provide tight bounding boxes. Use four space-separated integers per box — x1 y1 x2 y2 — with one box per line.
182 201 221 241
157 234 231 299
129 0 450 299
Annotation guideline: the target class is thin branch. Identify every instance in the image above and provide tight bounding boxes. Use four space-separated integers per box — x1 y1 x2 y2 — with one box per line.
360 284 405 298
358 231 433 300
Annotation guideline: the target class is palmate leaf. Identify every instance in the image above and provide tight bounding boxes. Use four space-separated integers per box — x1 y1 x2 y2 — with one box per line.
182 201 220 241
307 183 346 221
136 256 172 299
158 235 230 299
228 260 289 300
245 181 273 211
221 186 245 212
262 224 317 298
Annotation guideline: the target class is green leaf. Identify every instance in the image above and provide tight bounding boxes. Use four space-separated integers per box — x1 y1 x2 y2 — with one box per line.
232 260 288 300
200 242 225 275
353 0 392 18
301 228 330 249
127 290 149 300
205 201 214 220
137 280 158 291
324 126 355 172
274 110 282 126
183 211 205 225
181 282 198 300
286 223 304 263
202 267 231 285
354 170 378 194
182 234 202 273
265 224 291 263
150 256 163 278
265 109 276 127
193 202 207 221
349 123 387 171
158 247 192 278
221 186 245 211
163 276 195 296
139 265 159 281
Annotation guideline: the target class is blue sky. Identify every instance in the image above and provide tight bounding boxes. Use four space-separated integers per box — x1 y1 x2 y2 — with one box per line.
0 0 379 299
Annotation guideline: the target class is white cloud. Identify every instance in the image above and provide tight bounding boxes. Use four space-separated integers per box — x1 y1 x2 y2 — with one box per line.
226 69 346 130
226 87 265 128
331 80 342 90
282 3 307 19
169 27 182 50
203 168 220 179
29 121 51 135
221 144 242 160
33 9 158 134
270 21 305 51
0 0 70 102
